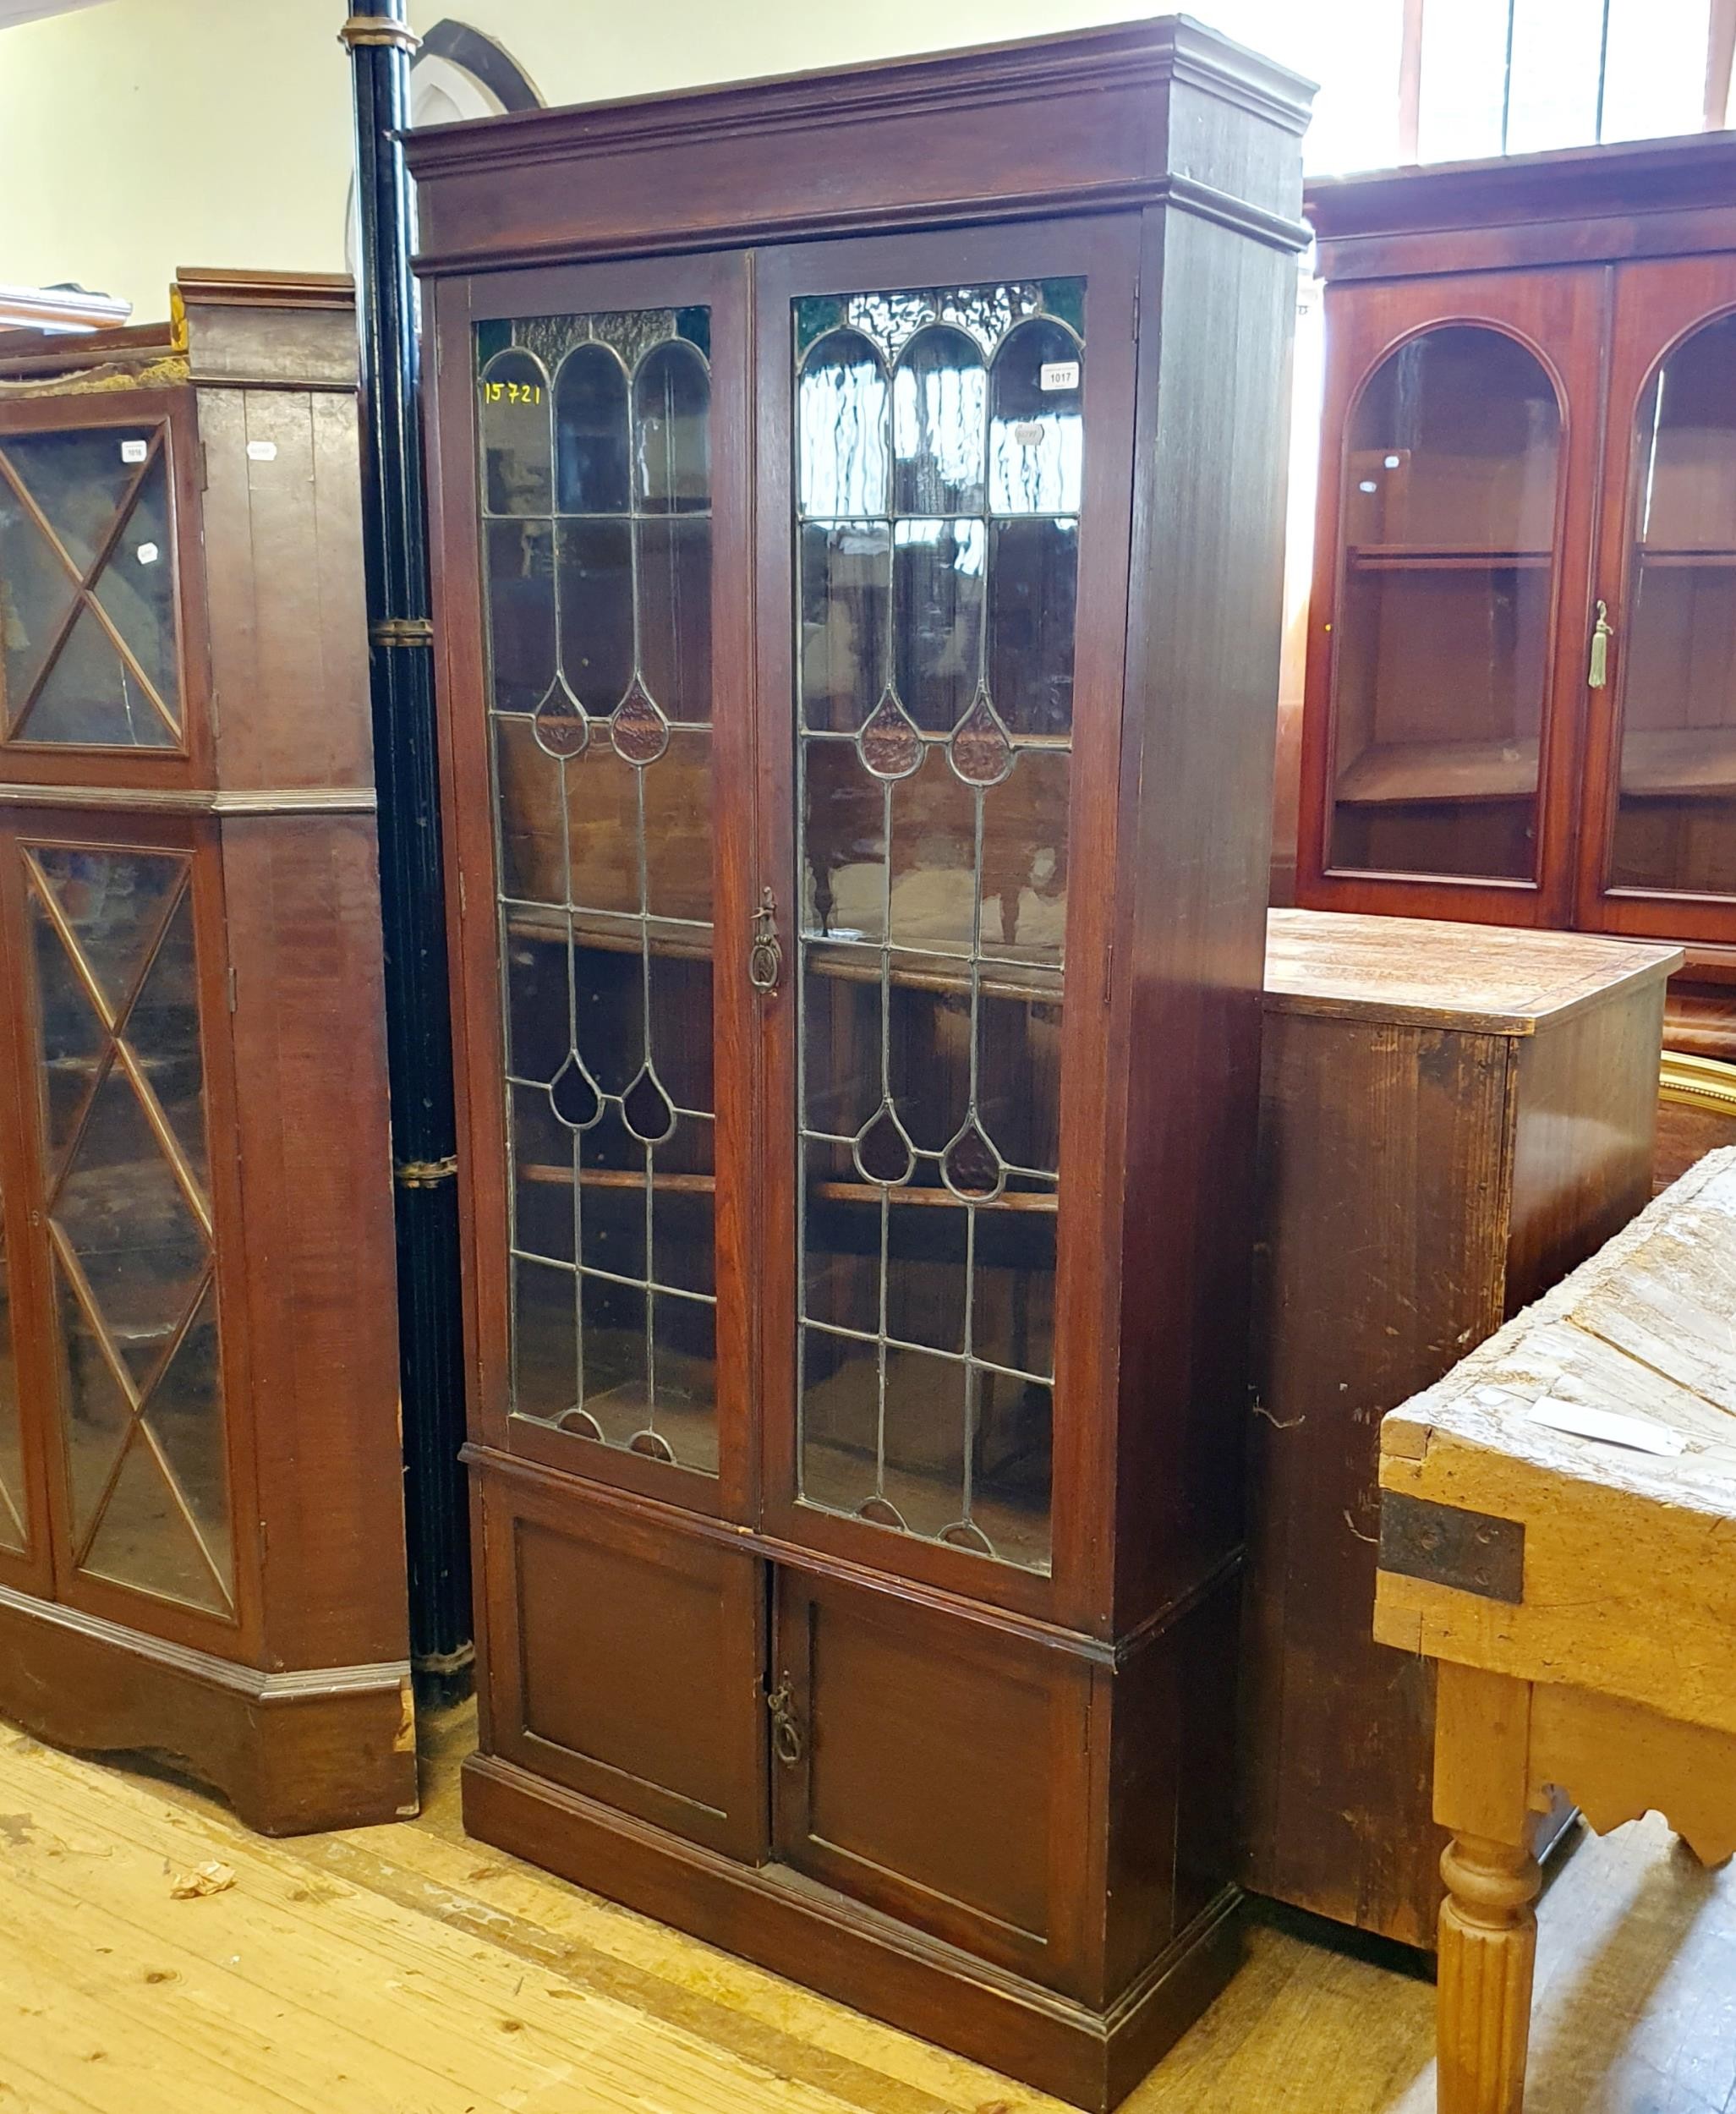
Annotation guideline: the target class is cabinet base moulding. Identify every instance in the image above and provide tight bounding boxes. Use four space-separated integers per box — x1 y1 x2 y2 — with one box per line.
461 1750 1242 2113
0 1583 418 1836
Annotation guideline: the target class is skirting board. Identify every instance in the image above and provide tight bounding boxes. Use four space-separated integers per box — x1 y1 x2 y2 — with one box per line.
0 1580 417 1835
463 1749 1243 2112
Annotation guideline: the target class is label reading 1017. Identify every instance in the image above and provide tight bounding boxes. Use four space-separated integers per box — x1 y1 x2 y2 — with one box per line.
1039 361 1080 392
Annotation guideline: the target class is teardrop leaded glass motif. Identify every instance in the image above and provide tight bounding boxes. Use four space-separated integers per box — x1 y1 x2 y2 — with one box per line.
949 682 1014 786
857 687 923 780
795 277 1083 1577
479 305 720 1480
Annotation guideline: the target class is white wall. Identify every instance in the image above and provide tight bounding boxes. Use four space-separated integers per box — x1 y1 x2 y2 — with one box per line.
0 0 1387 325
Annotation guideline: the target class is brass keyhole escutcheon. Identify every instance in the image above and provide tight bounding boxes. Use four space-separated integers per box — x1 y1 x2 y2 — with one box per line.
748 885 782 994
765 1679 804 1766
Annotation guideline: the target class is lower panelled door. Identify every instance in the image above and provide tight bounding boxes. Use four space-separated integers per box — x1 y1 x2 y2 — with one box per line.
767 1564 1093 1993
474 1463 768 1863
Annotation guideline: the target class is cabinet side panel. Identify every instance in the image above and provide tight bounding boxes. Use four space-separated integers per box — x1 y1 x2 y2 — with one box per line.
1104 1571 1242 1997
1240 1009 1511 1945
222 814 408 1668
197 384 374 793
1113 202 1300 1626
1505 983 1665 1311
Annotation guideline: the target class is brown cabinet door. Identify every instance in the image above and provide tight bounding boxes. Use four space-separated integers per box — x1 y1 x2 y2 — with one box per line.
1577 253 1736 942
475 1465 768 1864
0 810 256 1651
768 1565 1092 1991
432 250 758 1521
1298 267 1607 928
752 214 1139 1622
0 393 212 795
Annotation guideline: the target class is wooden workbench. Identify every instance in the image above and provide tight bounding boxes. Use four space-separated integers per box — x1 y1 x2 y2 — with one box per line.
1375 1147 1736 2112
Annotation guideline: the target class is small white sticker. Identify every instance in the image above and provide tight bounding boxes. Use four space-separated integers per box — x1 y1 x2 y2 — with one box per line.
246 440 277 462
135 542 160 566
1524 1399 1689 1456
1011 420 1044 447
1038 360 1080 392
119 439 148 464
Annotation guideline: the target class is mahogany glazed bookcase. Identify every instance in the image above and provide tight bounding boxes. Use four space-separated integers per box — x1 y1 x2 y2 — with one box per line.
408 24 1312 2106
0 273 413 1832
1295 134 1736 1065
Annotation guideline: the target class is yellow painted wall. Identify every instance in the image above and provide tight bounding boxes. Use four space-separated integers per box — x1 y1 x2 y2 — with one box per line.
0 0 1374 325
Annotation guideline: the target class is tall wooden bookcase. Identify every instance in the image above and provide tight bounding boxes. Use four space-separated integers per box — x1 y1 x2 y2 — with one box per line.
0 273 413 1834
408 24 1312 2106
1296 135 1736 1064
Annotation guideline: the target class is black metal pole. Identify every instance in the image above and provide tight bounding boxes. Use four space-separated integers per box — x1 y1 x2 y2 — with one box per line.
341 3 471 1696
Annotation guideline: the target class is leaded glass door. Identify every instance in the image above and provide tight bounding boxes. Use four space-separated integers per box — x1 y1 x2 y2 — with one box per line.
755 220 1141 1615
458 253 756 1520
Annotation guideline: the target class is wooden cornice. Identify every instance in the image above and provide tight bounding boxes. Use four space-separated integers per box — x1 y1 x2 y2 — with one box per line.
406 18 1314 180
1308 131 1736 280
405 17 1314 275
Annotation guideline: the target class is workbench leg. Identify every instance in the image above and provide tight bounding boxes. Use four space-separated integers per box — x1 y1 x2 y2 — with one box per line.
1433 1663 1540 2114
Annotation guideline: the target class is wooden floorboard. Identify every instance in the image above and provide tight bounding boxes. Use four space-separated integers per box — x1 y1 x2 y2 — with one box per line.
1 1703 1733 2114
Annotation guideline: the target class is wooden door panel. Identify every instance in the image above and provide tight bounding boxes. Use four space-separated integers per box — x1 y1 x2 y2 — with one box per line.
769 1566 1092 1991
1579 253 1736 941
477 1461 768 1863
1297 266 1607 928
426 250 758 1523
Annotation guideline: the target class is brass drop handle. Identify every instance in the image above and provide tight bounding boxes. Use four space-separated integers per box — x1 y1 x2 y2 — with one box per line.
765 1679 805 1766
1588 599 1613 689
748 884 782 994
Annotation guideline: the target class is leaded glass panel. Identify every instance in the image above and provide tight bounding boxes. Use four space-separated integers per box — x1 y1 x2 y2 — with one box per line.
793 278 1083 1575
479 307 719 1477
24 841 233 1613
0 427 182 748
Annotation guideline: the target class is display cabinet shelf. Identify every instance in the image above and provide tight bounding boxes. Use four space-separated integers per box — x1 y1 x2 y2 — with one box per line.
1334 738 1542 808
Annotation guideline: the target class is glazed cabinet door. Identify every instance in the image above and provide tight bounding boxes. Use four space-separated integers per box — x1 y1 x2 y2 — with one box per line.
0 812 255 1647
753 218 1138 1619
1298 270 1606 926
1577 254 1736 943
0 393 211 793
434 253 756 1520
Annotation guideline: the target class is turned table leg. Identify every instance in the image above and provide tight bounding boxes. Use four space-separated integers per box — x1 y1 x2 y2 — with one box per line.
1432 1663 1540 2114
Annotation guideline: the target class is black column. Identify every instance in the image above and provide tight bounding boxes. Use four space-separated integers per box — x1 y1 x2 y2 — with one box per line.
341 2 470 1695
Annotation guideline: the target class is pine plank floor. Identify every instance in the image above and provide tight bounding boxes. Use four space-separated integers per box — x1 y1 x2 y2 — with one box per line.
1 1701 1733 2113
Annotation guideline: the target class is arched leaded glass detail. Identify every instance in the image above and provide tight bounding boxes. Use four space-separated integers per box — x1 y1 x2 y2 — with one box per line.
791 277 1082 1575
1609 309 1736 897
1328 322 1563 883
476 306 718 1477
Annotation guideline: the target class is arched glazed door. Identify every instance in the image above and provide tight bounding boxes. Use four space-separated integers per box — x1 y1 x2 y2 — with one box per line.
1581 255 1736 943
1300 266 1606 926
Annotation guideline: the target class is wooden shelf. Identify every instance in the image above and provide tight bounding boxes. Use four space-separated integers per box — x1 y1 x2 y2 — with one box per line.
1335 738 1541 808
1346 545 1553 572
519 1160 1058 1213
1619 727 1736 799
